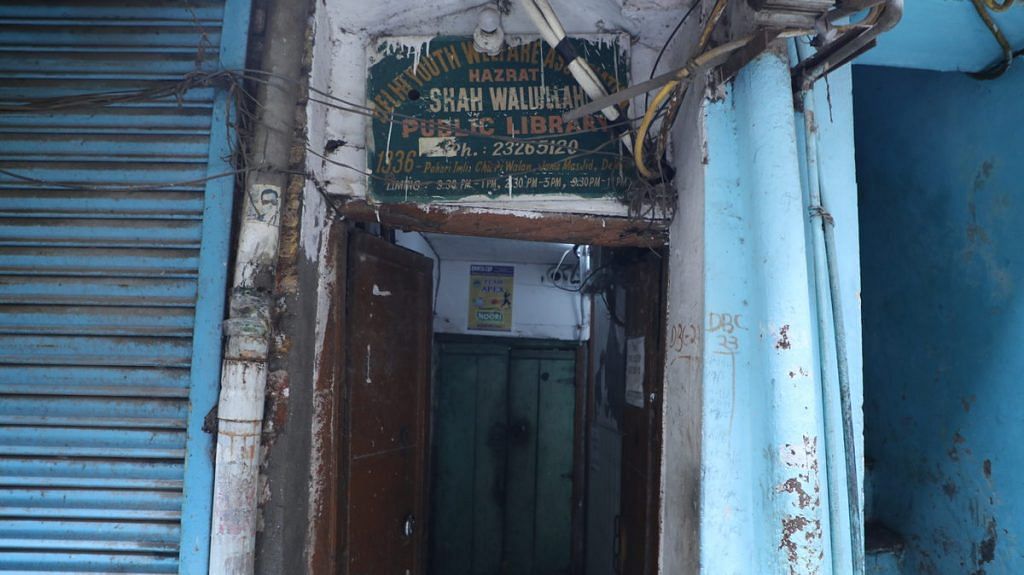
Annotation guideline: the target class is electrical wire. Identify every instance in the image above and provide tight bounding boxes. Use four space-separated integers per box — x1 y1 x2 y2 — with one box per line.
0 166 253 192
241 68 646 144
984 0 1016 11
645 1 702 110
0 70 240 113
630 0 888 179
634 0 730 178
635 80 682 179
1 64 659 201
633 38 751 178
970 0 1018 79
697 0 730 50
546 259 615 294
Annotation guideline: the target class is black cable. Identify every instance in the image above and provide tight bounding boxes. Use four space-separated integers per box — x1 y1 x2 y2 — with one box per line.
546 260 617 294
645 1 701 110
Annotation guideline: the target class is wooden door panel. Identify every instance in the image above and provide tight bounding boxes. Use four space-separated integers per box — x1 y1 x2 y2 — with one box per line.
471 354 507 575
430 352 476 574
347 253 424 458
532 356 576 574
504 356 539 575
506 350 576 575
349 450 417 574
341 231 433 575
430 346 508 575
618 253 665 575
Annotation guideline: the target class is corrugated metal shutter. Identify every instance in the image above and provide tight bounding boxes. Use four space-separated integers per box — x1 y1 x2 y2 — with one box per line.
0 1 251 572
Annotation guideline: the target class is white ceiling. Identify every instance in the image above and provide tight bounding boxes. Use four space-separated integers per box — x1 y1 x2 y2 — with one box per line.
421 232 578 265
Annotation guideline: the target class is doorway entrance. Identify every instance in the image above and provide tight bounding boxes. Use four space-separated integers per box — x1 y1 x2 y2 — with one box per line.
323 228 666 575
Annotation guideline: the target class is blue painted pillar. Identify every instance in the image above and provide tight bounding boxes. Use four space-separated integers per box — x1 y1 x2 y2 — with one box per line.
662 51 865 573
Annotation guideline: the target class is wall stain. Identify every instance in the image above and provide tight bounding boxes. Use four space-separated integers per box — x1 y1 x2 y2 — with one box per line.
942 481 958 500
962 395 977 413
778 477 813 509
779 515 810 562
964 159 1013 298
775 324 791 350
777 436 822 573
979 519 997 565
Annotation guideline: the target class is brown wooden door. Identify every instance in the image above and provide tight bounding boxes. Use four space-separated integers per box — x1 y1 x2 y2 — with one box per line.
617 252 665 575
339 231 433 575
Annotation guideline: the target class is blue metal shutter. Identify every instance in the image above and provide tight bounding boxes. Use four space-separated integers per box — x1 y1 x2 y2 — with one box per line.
0 1 251 573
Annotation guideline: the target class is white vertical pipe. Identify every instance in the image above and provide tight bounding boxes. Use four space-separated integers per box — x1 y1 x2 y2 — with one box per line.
208 0 306 571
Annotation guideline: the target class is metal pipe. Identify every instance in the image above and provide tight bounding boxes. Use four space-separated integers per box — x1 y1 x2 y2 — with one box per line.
826 0 887 22
797 0 903 90
785 6 903 571
795 41 864 575
208 0 308 572
518 0 633 151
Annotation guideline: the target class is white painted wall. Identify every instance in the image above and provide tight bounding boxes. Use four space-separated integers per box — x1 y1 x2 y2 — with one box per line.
396 231 589 341
434 259 587 341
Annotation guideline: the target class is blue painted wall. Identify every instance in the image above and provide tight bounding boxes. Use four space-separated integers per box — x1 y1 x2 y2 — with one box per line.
856 63 1024 574
661 51 873 573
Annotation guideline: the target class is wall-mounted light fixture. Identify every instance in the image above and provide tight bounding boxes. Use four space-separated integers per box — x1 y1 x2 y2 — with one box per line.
473 6 504 56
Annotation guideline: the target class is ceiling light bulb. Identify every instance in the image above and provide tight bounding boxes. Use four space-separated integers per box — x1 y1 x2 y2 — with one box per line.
479 6 501 33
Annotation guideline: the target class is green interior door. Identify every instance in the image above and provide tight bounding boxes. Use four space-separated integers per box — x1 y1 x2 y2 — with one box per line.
431 339 577 575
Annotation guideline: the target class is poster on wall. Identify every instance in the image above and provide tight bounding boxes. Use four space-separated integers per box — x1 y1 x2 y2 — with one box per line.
468 264 514 331
366 35 630 204
625 336 645 407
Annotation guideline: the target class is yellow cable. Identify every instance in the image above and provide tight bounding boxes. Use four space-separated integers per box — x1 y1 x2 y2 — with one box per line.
698 0 730 50
971 0 1015 78
635 79 681 179
985 0 1015 11
635 0 728 178
632 0 893 178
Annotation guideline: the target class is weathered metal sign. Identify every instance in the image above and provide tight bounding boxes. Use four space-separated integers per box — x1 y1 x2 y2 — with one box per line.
366 35 629 203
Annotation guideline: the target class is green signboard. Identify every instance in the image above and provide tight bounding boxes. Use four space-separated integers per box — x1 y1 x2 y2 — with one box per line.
366 35 629 203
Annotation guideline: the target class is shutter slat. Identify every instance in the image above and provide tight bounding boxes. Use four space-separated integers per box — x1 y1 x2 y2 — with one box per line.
0 219 203 249
0 538 178 553
0 190 203 219
0 111 213 131
1 135 210 159
0 552 178 574
0 478 183 490
0 277 198 306
0 305 195 337
0 458 183 481
0 519 180 543
0 247 199 277
0 396 185 420
0 336 192 367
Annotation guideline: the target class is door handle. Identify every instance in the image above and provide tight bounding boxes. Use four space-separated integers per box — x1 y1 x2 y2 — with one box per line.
402 513 416 539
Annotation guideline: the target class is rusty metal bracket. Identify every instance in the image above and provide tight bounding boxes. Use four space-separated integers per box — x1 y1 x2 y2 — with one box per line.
791 27 860 80
717 29 782 84
792 33 876 94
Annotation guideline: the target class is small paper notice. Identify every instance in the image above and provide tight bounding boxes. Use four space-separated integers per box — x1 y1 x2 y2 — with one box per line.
625 336 645 408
